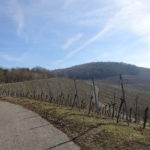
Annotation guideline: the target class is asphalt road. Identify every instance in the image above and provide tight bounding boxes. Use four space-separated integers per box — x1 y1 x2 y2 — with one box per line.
0 101 80 150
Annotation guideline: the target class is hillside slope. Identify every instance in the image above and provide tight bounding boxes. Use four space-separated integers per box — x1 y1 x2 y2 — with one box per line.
1 62 150 84
1 77 149 118
54 62 150 80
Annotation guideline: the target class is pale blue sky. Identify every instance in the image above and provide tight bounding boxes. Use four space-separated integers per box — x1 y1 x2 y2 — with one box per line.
0 0 150 69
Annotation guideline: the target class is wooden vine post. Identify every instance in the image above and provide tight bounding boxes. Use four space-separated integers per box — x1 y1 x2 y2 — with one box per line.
117 74 129 125
72 80 80 110
39 83 44 101
112 92 116 119
58 83 64 105
88 95 93 115
92 79 99 115
143 107 149 129
47 83 53 103
129 108 132 122
108 102 111 117
134 95 138 123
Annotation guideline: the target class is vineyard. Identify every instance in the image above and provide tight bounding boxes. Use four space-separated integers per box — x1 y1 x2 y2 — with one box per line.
0 75 149 127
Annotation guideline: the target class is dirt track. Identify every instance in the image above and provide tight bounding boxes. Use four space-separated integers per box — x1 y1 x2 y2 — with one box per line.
0 101 80 150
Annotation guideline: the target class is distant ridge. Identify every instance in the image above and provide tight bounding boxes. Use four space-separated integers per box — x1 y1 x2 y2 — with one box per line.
53 62 150 79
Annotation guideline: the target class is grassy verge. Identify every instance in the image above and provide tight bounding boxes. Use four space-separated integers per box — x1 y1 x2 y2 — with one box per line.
0 96 150 150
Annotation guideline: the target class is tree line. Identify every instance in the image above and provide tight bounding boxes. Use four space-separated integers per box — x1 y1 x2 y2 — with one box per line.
0 67 54 83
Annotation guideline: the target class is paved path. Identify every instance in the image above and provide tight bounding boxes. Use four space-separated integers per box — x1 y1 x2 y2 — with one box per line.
0 101 80 150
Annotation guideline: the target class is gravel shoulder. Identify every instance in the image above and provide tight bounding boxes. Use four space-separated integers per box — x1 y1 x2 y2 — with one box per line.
0 101 80 150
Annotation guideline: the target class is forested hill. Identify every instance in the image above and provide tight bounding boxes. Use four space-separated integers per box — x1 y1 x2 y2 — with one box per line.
1 62 150 83
54 62 150 79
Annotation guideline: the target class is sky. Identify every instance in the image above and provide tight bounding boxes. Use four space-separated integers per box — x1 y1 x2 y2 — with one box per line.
0 0 150 69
